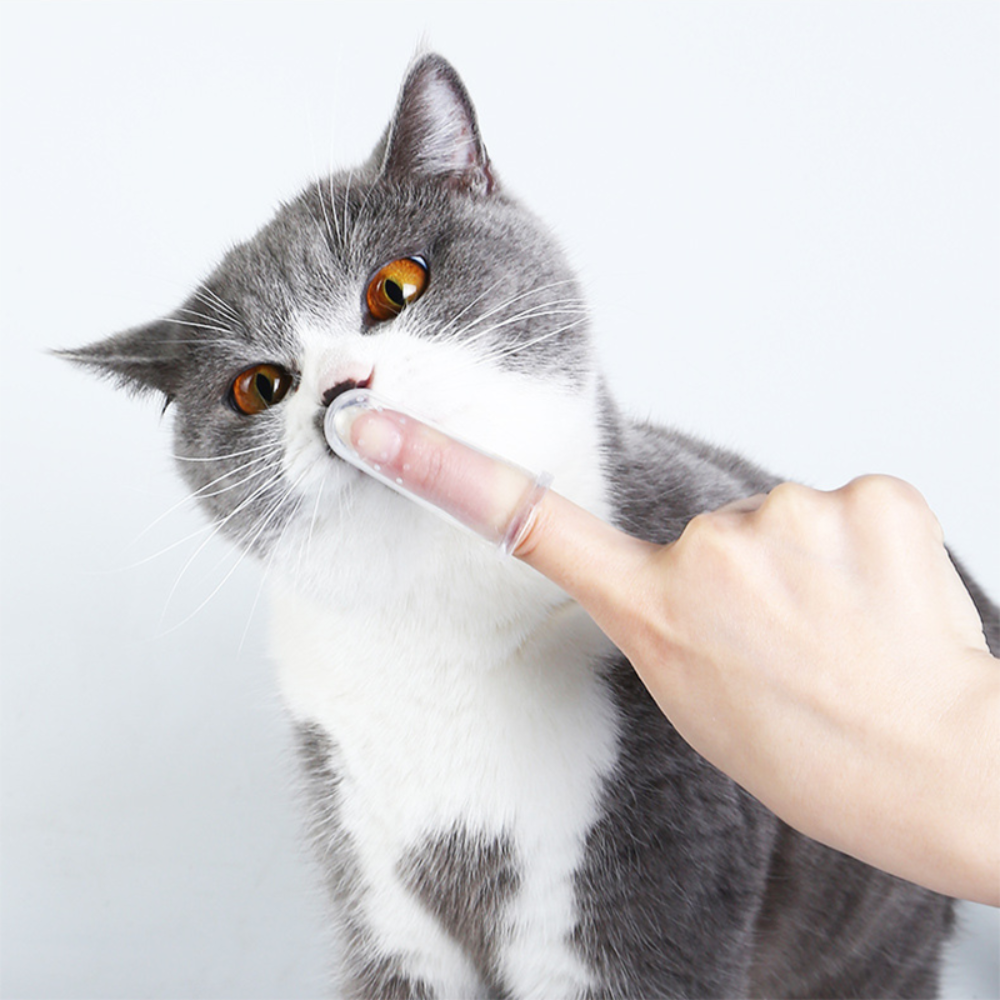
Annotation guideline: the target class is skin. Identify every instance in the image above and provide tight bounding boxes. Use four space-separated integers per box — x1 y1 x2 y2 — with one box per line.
339 407 1000 907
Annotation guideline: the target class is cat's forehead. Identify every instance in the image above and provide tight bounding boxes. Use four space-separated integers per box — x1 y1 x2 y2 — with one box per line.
208 179 448 309
201 173 526 339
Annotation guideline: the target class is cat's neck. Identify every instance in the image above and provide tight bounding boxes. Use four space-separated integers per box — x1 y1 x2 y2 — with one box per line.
269 541 615 727
268 378 619 712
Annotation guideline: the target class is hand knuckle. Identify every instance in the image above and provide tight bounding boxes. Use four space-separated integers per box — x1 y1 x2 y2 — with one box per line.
845 474 924 513
677 508 734 557
838 475 943 539
510 501 549 560
759 481 813 520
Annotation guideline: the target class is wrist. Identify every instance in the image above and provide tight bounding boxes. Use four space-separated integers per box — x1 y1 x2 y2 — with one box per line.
867 649 999 905
935 652 999 905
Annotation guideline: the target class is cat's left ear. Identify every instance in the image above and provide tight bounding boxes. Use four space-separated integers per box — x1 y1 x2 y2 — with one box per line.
56 319 184 402
379 54 495 195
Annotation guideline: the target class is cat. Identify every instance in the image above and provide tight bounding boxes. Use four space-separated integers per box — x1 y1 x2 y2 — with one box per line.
64 53 1000 999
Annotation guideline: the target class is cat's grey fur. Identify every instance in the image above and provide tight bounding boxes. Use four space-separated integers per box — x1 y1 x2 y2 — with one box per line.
66 54 999 999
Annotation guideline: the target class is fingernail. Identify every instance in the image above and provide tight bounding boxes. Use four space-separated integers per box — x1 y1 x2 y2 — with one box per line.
325 389 403 470
352 410 402 466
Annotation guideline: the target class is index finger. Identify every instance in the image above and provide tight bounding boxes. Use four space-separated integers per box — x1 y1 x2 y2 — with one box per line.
512 486 658 615
324 388 654 604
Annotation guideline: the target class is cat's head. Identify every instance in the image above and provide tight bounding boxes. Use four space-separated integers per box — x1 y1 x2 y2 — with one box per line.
65 55 609 600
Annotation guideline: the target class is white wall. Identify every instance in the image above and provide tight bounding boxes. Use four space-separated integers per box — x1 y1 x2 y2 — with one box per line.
2 2 996 997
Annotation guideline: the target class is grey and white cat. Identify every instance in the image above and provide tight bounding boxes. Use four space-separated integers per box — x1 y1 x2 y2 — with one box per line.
66 55 999 999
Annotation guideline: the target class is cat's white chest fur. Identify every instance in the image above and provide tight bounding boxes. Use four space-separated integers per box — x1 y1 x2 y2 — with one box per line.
272 537 620 998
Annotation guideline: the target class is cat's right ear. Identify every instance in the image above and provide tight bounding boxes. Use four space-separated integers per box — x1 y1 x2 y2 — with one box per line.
55 319 182 402
378 54 495 196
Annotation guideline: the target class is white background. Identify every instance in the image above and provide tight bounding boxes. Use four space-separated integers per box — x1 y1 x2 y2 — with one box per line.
1 2 997 997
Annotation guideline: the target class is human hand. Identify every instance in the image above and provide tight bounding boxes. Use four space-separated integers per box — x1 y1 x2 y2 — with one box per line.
328 395 999 906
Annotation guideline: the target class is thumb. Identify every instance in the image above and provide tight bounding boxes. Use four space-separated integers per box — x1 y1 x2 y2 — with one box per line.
325 391 655 606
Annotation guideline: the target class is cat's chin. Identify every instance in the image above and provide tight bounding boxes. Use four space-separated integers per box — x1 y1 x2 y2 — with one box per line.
266 474 567 623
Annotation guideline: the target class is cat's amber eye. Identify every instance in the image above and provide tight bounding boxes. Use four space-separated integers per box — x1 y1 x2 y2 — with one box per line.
365 257 429 322
231 364 294 415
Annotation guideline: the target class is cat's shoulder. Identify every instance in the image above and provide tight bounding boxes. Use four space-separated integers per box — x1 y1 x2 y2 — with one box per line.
607 412 779 544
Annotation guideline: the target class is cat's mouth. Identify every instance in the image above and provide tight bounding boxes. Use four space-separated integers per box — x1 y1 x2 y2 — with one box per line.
321 372 374 462
322 372 373 408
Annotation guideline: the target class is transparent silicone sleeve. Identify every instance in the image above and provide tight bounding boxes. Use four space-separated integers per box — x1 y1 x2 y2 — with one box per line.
323 388 552 557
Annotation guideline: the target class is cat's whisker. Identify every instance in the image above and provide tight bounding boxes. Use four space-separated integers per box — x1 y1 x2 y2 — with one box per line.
304 107 343 252
207 460 320 654
237 566 270 657
304 476 326 556
454 301 587 347
440 303 587 363
252 315 296 362
134 453 276 543
194 286 243 326
419 321 582 393
159 467 312 636
157 315 255 357
449 281 583 348
174 307 223 328
173 442 275 463
477 320 583 363
171 314 246 350
343 169 355 245
435 275 510 339
333 469 360 526
175 306 238 333
60 350 166 368
115 519 218 572
101 340 240 350
195 458 277 498
157 533 261 637
446 278 577 338
350 181 378 256
328 171 343 247
206 488 290 579
248 479 318 642
166 316 244 339
316 170 342 250
157 465 289 627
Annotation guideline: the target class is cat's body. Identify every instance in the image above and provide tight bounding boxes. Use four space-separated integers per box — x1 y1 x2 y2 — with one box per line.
68 55 999 998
